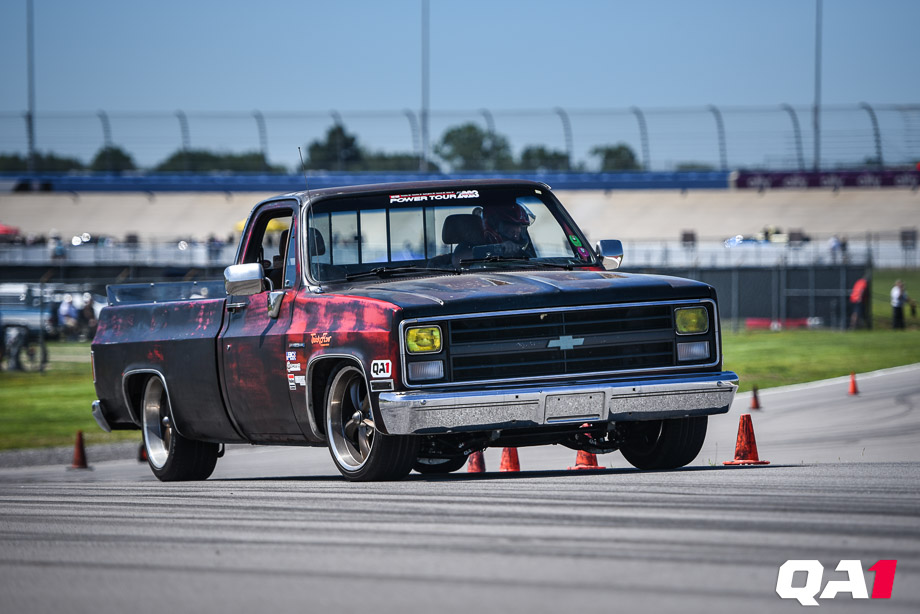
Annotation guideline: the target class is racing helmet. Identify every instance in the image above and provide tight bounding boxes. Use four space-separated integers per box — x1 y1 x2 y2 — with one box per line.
486 203 534 227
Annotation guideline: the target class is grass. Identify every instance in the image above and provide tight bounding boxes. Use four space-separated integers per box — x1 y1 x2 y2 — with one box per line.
0 342 139 451
724 328 920 392
1 280 919 451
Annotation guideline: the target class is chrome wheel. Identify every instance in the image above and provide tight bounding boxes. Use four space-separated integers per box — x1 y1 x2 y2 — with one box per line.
142 378 171 470
326 366 375 471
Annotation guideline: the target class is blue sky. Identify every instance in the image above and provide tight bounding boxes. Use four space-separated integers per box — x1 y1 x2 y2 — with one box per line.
1 0 918 112
1 0 918 169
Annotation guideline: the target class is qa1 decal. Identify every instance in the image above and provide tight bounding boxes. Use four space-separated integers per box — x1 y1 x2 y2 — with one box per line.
776 559 897 606
371 360 392 378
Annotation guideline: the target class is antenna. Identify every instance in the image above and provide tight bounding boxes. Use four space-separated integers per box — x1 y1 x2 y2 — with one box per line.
297 147 311 198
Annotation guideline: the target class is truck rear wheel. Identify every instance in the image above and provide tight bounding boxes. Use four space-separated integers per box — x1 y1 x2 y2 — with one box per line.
619 416 708 470
142 377 219 481
325 364 417 481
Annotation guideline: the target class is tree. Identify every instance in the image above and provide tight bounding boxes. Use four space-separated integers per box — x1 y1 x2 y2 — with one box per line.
154 149 284 172
0 152 84 172
675 162 716 171
518 145 571 171
306 124 364 171
434 123 515 171
591 144 641 171
90 146 137 172
0 154 27 172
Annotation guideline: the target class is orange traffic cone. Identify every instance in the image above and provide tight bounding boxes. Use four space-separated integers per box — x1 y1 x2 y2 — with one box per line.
466 450 485 473
568 450 600 470
750 385 762 410
849 372 859 396
137 441 147 463
69 431 89 470
500 447 520 472
723 414 769 465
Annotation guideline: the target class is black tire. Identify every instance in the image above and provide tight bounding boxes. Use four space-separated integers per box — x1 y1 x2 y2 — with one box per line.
17 340 48 372
325 364 418 481
413 456 468 475
142 377 219 481
620 416 708 470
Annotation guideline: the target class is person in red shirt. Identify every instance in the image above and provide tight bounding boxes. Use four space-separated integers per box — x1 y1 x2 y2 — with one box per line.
849 277 868 329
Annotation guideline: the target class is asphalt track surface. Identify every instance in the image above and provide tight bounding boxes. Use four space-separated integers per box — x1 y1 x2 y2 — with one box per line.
1 365 918 613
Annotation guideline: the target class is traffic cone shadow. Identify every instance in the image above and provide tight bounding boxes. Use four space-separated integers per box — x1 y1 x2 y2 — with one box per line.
68 431 90 470
849 372 859 396
499 447 520 472
568 450 600 470
723 414 769 465
466 450 485 473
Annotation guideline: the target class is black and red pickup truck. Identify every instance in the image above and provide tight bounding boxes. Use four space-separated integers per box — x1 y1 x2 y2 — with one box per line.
91 179 738 481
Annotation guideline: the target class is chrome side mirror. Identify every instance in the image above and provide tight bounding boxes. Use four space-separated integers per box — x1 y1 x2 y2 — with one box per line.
224 263 264 296
595 240 624 270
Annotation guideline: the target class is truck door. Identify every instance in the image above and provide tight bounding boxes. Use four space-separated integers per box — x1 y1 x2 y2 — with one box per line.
219 202 306 441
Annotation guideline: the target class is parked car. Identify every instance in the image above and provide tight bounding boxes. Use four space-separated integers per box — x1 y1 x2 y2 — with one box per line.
91 179 738 481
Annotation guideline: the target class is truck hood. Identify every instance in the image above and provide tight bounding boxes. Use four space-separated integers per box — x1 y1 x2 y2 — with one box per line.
325 269 714 318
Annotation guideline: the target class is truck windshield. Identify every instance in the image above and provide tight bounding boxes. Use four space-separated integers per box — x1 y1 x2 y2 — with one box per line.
306 186 595 282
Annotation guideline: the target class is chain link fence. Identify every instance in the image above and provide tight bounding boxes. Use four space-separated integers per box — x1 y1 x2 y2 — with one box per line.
2 104 918 172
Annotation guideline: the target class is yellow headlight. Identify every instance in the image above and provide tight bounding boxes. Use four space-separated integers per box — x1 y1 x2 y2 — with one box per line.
406 326 442 354
675 307 709 335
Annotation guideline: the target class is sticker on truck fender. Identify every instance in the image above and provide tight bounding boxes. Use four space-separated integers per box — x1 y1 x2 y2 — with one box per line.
371 360 392 378
287 374 297 390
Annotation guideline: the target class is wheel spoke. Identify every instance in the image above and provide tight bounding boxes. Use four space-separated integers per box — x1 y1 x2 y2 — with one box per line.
344 420 358 440
349 381 362 411
358 424 372 458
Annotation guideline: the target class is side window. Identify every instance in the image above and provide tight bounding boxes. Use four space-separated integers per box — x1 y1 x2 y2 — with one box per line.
241 205 295 291
282 223 298 289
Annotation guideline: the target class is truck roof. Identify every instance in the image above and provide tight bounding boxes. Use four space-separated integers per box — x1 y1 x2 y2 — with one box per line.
283 178 552 203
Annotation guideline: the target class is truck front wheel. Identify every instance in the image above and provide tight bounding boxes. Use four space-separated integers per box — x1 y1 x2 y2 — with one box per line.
325 364 418 481
142 377 219 481
619 416 708 470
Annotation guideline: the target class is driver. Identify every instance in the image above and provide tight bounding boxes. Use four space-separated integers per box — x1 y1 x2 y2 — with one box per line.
482 203 535 257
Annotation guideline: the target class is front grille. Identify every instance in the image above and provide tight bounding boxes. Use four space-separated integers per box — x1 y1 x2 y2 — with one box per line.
446 304 682 383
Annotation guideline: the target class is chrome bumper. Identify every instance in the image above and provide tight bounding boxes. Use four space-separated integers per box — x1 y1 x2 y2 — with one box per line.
91 400 112 433
378 372 738 435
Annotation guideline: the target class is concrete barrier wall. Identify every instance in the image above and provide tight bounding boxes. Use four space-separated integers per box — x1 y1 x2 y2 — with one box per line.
1 188 917 243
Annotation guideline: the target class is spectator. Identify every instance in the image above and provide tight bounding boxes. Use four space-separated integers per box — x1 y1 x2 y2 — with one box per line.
78 293 98 341
849 277 868 329
890 280 916 330
828 235 841 263
58 294 79 340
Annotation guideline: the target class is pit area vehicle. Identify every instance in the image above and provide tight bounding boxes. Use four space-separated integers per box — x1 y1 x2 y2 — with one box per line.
91 179 737 481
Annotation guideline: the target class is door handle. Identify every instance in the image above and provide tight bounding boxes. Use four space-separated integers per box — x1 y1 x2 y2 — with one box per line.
267 291 285 318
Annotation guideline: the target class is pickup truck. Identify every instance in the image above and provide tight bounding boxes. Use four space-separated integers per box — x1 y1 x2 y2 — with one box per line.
91 179 738 481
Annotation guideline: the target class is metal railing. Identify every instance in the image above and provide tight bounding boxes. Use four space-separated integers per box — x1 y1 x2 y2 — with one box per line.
1 236 916 271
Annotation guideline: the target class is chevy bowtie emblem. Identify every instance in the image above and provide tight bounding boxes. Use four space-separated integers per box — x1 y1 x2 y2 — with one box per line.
547 335 584 351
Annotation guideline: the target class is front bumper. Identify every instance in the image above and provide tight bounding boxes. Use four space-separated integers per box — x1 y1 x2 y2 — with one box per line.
378 371 738 435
